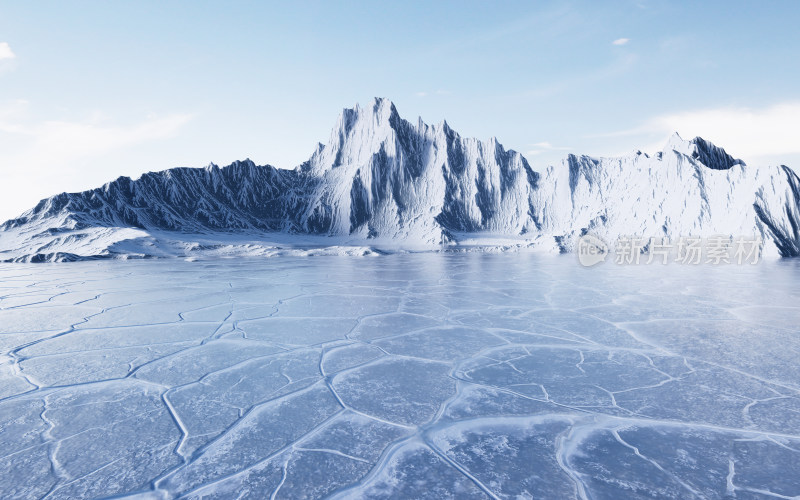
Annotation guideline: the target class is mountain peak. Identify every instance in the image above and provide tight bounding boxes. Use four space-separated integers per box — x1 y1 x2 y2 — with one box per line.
370 96 397 116
663 132 745 170
5 98 800 262
310 98 406 172
347 97 397 121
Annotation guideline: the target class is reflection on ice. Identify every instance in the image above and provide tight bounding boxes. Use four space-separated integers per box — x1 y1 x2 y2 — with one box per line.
0 254 799 498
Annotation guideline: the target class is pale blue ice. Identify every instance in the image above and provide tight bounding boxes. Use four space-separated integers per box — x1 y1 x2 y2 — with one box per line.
1 254 799 499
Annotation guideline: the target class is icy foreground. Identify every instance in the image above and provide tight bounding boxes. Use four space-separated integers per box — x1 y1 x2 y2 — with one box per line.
2 97 799 262
1 254 800 498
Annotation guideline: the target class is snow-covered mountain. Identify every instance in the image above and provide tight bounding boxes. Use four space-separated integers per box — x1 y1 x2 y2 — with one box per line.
1 97 799 262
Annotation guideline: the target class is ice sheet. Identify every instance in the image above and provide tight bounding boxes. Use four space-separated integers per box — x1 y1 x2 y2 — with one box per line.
1 254 799 498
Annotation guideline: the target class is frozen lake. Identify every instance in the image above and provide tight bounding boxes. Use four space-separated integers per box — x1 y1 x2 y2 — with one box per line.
1 254 799 499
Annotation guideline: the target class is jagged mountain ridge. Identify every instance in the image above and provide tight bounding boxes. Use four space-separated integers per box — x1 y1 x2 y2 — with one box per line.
2 162 297 232
3 99 539 244
2 97 799 262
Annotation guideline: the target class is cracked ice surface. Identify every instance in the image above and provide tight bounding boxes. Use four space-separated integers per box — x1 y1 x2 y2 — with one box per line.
1 254 800 499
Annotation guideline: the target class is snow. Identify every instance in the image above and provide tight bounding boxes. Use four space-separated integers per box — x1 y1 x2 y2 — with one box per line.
1 96 800 496
1 253 799 498
2 98 799 262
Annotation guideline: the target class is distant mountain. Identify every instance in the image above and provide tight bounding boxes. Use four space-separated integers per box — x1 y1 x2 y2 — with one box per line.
1 97 799 262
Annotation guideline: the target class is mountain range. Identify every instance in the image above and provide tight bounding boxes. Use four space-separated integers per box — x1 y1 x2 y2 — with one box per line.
1 97 798 262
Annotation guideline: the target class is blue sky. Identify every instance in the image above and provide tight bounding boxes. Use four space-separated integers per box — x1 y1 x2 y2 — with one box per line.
0 0 798 221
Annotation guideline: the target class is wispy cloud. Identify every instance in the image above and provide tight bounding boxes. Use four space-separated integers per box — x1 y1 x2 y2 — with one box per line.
0 109 193 165
415 90 450 98
594 101 800 163
526 141 571 156
514 52 638 101
647 102 800 160
0 42 15 60
29 115 193 161
612 38 630 46
0 102 194 220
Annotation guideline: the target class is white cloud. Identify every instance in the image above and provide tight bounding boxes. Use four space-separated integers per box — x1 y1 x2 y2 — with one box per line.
415 90 450 98
526 141 571 156
0 103 193 221
0 42 15 60
612 38 630 46
32 115 192 160
640 102 800 161
585 101 800 165
0 110 193 168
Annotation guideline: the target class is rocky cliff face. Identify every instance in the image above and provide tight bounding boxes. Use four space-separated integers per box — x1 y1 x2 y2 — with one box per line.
2 97 799 262
1 161 298 233
295 98 538 242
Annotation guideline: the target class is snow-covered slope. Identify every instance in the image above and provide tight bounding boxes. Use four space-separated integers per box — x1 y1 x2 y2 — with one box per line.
533 137 800 258
1 97 799 262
